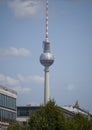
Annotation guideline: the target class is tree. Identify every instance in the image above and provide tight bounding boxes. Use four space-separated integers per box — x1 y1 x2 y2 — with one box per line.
7 122 28 130
7 100 92 130
7 122 21 130
73 114 92 130
28 100 66 130
28 100 92 130
65 114 92 130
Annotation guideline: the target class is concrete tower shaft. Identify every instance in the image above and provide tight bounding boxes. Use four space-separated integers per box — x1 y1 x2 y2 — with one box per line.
40 0 54 105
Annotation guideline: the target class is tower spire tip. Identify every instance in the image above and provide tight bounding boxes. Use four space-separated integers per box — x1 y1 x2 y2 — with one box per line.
45 0 49 42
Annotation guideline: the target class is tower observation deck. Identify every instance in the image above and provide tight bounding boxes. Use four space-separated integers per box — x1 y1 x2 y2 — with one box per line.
40 0 54 105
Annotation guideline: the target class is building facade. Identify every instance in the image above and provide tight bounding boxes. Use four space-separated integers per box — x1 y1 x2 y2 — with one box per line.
16 103 92 125
17 106 40 125
0 85 17 130
16 105 80 125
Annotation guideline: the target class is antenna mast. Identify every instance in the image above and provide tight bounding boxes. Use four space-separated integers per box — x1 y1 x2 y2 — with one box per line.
45 0 49 42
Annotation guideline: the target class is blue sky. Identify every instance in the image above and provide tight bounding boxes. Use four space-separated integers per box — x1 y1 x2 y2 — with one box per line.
0 0 92 112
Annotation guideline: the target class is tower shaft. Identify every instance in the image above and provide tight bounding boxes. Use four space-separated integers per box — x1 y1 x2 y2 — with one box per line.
44 67 50 104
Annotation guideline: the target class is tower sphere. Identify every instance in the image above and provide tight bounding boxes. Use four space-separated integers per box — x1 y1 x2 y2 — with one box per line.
40 52 54 67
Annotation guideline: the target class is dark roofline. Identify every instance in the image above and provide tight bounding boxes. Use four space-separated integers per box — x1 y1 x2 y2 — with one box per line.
77 107 91 116
17 106 40 108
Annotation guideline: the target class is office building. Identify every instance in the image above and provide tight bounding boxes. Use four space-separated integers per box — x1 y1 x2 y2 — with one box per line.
16 101 92 125
0 85 17 130
16 105 40 125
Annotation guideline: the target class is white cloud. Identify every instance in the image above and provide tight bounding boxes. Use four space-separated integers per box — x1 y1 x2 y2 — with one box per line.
18 74 44 84
13 86 31 94
8 0 42 17
0 74 5 82
0 74 19 86
0 73 43 93
31 75 44 83
0 47 30 58
0 74 43 86
5 76 19 86
67 84 76 91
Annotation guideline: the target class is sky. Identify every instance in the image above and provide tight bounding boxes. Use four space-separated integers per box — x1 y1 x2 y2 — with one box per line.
0 0 92 112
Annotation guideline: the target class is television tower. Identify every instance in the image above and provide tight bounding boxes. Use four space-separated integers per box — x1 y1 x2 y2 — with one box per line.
40 0 54 105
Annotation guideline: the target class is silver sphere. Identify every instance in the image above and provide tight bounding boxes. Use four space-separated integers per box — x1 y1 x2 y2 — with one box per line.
40 52 54 67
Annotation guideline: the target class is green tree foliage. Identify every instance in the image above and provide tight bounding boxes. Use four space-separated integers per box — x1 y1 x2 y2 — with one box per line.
7 122 21 130
64 114 92 130
7 100 92 130
73 114 92 130
7 122 27 130
28 100 92 130
28 100 65 130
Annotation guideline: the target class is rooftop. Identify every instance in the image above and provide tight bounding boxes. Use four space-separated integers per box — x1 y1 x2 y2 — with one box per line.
0 85 17 95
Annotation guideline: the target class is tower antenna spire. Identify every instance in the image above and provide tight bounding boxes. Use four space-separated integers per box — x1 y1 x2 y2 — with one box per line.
45 0 49 42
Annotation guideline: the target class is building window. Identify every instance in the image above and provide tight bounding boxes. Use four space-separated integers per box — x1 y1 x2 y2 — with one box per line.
0 109 16 122
0 93 16 110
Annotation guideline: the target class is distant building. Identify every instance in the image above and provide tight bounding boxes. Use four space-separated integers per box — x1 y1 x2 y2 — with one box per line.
0 85 17 130
16 101 92 125
62 101 92 119
16 105 75 125
16 105 40 125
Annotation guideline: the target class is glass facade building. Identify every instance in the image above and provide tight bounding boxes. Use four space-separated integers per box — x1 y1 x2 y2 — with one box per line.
17 106 40 125
0 85 17 123
17 106 40 117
